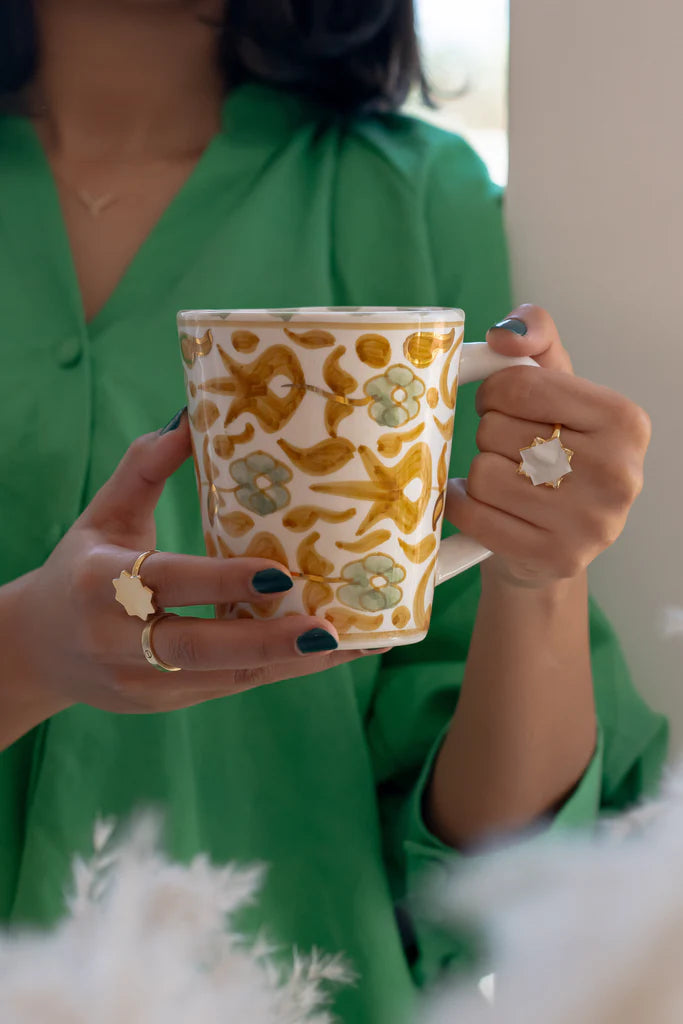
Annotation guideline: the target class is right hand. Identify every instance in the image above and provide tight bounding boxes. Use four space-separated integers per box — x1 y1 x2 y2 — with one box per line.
18 411 369 716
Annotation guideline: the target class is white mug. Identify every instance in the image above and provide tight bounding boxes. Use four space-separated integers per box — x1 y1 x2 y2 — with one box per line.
177 307 537 649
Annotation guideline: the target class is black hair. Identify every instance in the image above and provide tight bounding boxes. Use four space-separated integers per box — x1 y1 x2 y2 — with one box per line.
0 0 431 113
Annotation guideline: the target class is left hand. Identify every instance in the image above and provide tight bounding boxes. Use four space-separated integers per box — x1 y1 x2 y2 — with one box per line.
445 303 652 587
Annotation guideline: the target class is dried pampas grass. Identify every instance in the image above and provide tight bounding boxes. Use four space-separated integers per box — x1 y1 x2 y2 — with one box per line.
7 759 683 1024
0 813 353 1024
422 758 683 1024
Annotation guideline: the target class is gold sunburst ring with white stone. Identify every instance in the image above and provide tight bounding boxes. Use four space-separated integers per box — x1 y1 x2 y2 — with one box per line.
112 549 159 620
517 425 574 489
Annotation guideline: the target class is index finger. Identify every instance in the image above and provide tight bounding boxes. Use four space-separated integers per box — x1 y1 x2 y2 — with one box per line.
475 366 623 434
94 545 293 609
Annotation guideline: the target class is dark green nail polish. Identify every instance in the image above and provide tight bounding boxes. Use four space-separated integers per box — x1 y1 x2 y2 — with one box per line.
492 317 527 336
252 569 293 594
159 406 187 434
296 628 338 654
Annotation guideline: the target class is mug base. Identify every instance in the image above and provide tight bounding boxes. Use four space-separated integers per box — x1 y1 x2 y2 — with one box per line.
336 628 428 651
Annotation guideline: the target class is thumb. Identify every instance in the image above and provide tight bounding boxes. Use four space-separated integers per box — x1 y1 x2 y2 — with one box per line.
485 303 574 373
84 408 191 538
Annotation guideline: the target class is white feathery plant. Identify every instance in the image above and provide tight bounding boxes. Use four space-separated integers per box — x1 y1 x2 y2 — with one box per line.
422 757 683 1024
6 759 683 1024
0 813 353 1024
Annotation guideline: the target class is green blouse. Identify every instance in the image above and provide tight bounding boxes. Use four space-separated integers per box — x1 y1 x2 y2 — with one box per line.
0 83 668 1023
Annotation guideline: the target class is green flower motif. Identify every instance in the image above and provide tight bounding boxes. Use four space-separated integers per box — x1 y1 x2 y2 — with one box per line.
365 364 425 428
337 554 406 612
230 451 292 516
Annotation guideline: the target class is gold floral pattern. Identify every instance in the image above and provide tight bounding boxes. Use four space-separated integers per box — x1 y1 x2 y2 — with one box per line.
181 329 213 367
284 327 335 349
190 399 220 431
337 554 405 612
403 328 455 368
391 606 411 628
297 531 334 579
277 437 356 475
323 346 360 437
377 422 424 458
355 333 391 368
180 315 465 645
231 329 260 353
335 529 391 554
218 511 254 537
413 554 437 632
324 608 383 633
212 423 255 459
434 414 455 441
398 535 437 564
365 365 425 428
282 506 356 532
439 331 462 410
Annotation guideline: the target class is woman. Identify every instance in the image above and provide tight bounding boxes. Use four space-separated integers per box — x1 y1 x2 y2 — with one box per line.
0 1 667 1021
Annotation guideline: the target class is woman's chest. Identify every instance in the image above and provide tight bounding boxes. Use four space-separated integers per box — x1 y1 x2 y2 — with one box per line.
53 159 199 323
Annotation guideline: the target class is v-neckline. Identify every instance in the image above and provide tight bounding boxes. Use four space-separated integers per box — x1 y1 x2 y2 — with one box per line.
0 83 326 340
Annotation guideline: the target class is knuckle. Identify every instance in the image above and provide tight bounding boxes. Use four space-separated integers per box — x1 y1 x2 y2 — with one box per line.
477 366 534 412
556 551 585 579
232 665 269 690
166 628 200 669
630 405 652 447
581 508 621 549
600 461 642 507
609 395 649 440
218 556 249 597
507 365 538 401
70 549 103 607
467 454 494 500
475 411 499 452
126 434 150 462
107 672 154 710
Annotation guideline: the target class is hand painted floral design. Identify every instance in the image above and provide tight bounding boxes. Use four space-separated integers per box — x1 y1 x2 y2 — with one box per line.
229 451 292 516
337 554 405 612
365 364 425 428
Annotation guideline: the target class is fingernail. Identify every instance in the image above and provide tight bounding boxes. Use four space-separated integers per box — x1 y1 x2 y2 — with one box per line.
251 568 293 594
491 317 527 336
159 406 187 434
296 628 339 654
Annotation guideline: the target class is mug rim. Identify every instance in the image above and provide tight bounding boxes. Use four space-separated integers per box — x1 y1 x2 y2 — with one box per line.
177 305 465 325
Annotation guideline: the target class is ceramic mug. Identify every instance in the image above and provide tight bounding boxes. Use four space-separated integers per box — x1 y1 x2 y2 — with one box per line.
177 307 537 649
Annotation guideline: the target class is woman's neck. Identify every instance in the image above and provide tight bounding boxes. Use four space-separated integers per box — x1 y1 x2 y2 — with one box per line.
28 0 225 161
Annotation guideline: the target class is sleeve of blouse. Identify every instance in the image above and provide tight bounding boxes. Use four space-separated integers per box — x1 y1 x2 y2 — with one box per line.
363 128 669 988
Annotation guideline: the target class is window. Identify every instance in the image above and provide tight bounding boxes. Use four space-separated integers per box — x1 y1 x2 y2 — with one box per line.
408 0 509 186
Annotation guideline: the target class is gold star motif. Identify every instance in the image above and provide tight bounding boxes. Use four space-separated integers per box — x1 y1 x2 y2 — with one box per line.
312 442 432 535
112 571 157 620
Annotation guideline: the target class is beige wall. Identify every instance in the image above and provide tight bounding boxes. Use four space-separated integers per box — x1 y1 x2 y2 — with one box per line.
507 1 683 751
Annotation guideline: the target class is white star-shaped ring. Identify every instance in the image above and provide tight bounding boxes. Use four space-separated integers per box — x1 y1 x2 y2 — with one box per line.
112 549 158 620
518 426 574 489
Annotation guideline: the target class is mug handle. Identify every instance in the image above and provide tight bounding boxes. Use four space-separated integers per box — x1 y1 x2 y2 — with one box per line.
435 343 539 586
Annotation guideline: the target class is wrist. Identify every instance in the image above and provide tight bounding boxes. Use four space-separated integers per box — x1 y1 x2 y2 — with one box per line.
0 570 73 748
480 554 584 597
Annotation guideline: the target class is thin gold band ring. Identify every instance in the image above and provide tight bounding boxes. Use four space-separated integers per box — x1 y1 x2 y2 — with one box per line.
141 613 182 673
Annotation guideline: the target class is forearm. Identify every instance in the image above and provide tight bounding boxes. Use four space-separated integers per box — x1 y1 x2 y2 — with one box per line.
426 558 597 849
0 571 71 751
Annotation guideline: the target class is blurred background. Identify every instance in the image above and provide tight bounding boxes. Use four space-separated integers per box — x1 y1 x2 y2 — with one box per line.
411 0 683 755
409 0 509 185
